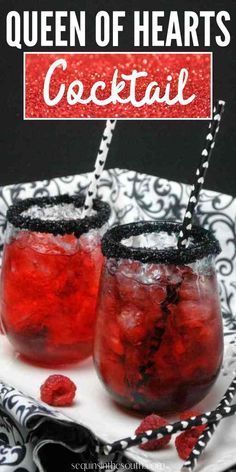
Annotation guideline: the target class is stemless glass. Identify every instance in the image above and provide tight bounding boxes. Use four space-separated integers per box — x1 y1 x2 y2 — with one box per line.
94 221 224 413
1 195 110 365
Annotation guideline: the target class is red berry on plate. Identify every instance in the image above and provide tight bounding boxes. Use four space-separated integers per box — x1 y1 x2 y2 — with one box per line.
40 374 76 406
135 414 171 451
175 426 206 460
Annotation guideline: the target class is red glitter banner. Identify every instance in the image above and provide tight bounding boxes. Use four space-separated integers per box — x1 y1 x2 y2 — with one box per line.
24 53 212 120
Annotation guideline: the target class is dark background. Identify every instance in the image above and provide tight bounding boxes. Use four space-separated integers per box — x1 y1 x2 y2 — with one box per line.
0 0 235 196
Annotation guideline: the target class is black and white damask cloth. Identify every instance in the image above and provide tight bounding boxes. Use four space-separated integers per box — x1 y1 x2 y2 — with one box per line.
0 381 99 472
0 168 236 472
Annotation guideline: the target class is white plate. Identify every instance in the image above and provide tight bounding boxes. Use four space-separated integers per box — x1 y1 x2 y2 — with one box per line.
0 333 236 472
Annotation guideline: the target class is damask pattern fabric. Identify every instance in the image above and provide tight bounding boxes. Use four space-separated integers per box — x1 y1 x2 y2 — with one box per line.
0 382 99 472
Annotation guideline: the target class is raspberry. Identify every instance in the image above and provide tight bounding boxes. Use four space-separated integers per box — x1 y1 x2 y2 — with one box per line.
175 426 206 460
40 375 76 406
135 414 171 451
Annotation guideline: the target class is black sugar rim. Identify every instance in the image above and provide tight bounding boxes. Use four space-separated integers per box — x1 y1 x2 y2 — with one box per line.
102 220 221 265
7 195 111 238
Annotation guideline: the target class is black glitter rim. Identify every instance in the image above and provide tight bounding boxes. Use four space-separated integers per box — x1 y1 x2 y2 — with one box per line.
102 220 221 265
7 195 111 238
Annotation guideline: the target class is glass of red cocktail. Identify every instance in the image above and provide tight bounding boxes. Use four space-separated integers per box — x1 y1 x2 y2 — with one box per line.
94 220 223 413
1 194 110 365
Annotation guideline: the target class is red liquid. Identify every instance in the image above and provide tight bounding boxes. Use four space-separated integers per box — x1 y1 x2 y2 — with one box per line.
94 260 224 413
1 230 103 365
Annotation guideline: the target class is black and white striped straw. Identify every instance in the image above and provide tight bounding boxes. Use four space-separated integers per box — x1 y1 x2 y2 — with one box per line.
182 373 236 472
101 402 236 456
82 119 117 217
178 100 225 249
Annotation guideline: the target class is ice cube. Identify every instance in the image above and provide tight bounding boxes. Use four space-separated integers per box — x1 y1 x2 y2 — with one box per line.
79 230 101 252
117 259 182 286
122 231 178 250
22 203 96 221
15 231 79 255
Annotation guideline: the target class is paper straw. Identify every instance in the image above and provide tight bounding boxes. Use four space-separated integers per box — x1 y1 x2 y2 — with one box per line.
178 100 225 249
82 119 117 217
102 402 236 456
182 373 236 471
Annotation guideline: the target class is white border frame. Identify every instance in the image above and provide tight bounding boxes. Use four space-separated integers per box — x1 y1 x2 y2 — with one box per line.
23 51 213 121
